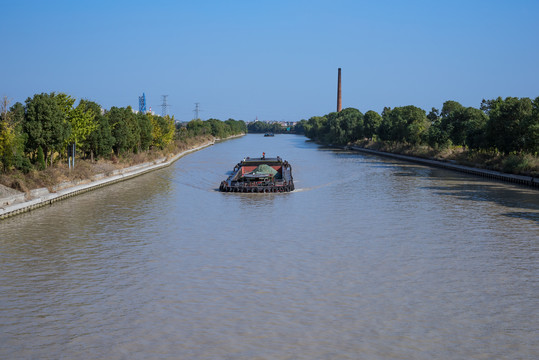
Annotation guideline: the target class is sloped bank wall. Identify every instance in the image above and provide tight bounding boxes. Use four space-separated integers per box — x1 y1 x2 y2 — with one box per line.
348 145 538 189
0 141 216 220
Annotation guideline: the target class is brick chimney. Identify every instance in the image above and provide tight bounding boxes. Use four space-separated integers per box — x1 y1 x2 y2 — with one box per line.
337 68 342 112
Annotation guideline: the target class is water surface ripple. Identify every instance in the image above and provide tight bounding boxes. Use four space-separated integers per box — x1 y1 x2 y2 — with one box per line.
1 134 538 359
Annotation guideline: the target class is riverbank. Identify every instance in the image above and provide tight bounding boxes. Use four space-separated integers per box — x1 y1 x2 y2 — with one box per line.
347 144 539 188
0 134 244 220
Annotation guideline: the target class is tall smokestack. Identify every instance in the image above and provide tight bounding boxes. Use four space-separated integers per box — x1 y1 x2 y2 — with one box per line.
337 68 342 112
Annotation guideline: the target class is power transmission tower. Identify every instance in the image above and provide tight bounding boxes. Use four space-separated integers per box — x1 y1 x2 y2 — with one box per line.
160 95 170 117
138 92 146 113
193 102 202 120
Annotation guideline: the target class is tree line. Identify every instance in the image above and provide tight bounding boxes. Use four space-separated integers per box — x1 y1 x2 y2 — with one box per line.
182 118 247 139
297 96 539 155
0 92 246 173
247 121 292 134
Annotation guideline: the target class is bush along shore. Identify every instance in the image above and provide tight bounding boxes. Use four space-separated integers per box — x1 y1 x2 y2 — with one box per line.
0 92 247 197
296 97 539 180
0 139 222 219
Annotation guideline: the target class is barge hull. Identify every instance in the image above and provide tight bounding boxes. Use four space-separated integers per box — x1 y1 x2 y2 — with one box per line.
219 183 294 193
219 156 294 193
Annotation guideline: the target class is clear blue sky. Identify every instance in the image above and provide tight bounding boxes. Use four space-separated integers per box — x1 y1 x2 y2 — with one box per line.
2 0 538 122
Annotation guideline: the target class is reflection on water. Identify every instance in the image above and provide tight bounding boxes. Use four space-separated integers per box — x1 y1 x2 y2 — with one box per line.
1 134 538 359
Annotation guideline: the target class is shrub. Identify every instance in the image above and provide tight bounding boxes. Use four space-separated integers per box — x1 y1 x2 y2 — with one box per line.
36 146 45 170
502 153 536 175
13 154 33 173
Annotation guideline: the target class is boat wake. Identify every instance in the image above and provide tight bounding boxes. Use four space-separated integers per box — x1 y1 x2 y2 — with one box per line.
156 173 218 193
292 173 364 192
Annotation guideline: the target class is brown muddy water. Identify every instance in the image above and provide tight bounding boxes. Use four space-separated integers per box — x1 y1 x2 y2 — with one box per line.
1 134 538 359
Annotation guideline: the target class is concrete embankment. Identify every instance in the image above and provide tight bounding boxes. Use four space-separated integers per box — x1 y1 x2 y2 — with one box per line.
348 145 539 189
0 141 216 220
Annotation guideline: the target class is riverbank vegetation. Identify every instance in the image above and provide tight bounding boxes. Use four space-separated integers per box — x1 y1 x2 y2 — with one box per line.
296 97 539 176
0 93 246 192
247 121 293 134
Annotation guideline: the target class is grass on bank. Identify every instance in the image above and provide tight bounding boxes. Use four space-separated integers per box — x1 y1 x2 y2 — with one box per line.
352 139 539 177
0 135 215 194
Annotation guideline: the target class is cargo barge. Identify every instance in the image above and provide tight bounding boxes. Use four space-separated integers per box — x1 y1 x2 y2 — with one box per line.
219 156 294 193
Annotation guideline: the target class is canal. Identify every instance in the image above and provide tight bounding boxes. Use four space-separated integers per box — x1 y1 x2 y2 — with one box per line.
1 134 538 359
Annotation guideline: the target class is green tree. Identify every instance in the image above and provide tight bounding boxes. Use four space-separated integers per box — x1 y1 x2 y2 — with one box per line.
125 107 140 152
6 101 29 171
427 115 452 149
107 107 131 155
150 114 175 149
294 119 308 134
437 101 468 147
137 113 153 151
445 110 466 146
463 107 488 150
248 120 269 133
80 100 114 160
381 105 428 144
24 93 70 166
106 106 142 155
225 119 246 135
305 116 327 141
363 110 382 139
0 97 17 171
440 100 464 118
51 93 98 159
91 115 114 159
340 107 364 142
377 107 393 142
187 119 211 136
324 108 364 144
66 101 97 150
484 97 535 154
247 120 286 134
436 101 488 149
528 97 539 154
325 112 344 144
207 118 227 138
36 146 45 170
52 92 76 114
427 107 440 122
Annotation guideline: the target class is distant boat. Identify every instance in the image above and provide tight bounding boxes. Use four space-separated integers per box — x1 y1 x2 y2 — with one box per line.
219 156 294 193
264 133 275 137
